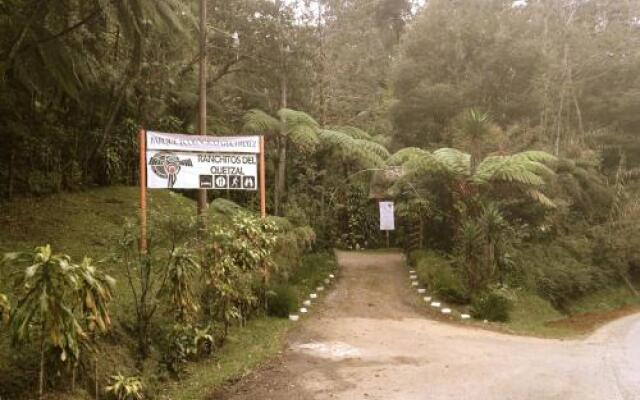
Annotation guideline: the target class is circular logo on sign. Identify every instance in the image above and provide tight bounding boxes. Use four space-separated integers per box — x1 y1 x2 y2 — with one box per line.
148 152 192 188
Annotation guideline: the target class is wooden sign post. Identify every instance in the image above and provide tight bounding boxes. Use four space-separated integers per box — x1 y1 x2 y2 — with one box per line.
139 129 147 253
260 136 266 218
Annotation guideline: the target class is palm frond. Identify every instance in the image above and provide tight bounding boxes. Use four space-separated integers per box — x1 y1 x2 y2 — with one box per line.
242 109 280 135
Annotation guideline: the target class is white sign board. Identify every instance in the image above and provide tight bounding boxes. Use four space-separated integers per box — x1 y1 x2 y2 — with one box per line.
147 131 260 153
379 201 395 231
145 131 259 190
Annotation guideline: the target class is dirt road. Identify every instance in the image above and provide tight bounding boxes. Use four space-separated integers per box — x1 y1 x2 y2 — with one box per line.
215 251 640 400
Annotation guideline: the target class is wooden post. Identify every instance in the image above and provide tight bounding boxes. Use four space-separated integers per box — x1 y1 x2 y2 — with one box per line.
259 136 266 218
139 129 147 253
386 230 390 248
196 0 208 216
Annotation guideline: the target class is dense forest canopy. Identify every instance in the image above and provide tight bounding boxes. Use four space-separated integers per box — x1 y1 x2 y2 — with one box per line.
2 1 640 399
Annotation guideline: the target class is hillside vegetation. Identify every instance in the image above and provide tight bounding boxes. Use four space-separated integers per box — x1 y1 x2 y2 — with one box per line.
0 187 336 399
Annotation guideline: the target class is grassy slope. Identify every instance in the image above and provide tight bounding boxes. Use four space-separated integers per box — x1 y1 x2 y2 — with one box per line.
0 187 334 400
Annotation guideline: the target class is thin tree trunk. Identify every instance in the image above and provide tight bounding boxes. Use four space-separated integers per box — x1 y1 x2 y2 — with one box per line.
7 0 48 63
572 90 584 139
274 60 288 216
39 328 45 400
276 141 287 216
8 149 15 199
95 356 99 400
71 362 76 392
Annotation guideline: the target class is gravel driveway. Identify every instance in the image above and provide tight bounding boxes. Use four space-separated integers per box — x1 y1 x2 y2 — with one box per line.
215 250 640 400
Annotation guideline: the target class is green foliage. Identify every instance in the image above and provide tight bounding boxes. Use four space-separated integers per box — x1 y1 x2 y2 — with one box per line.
513 243 607 310
5 246 114 359
336 182 380 249
163 323 213 375
203 212 280 334
160 247 201 323
105 373 144 400
3 245 114 397
267 285 299 318
413 251 469 304
471 289 514 322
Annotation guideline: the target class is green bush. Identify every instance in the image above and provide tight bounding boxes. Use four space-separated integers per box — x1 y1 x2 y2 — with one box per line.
513 243 605 310
414 250 469 304
471 290 513 322
267 285 299 318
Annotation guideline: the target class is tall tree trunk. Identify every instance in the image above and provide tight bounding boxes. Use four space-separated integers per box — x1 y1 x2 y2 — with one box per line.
196 0 208 217
276 140 287 216
275 54 288 216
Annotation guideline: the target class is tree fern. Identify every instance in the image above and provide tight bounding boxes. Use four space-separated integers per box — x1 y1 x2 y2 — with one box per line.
386 147 430 166
433 148 471 175
318 129 386 168
243 109 281 135
330 125 372 140
277 108 319 128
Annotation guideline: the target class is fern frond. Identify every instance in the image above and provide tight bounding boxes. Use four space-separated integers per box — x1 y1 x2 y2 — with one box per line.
355 139 390 160
527 189 557 208
277 108 319 128
318 130 384 167
209 198 243 216
243 109 280 135
386 147 430 166
318 129 354 148
433 148 471 175
371 135 392 147
510 150 557 164
288 124 319 152
474 156 547 186
331 126 372 140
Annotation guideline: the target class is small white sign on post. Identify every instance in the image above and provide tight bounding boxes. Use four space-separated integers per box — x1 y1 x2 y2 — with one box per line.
379 201 395 231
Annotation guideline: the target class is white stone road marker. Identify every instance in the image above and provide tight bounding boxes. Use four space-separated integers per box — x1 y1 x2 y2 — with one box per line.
300 307 308 313
423 296 432 302
310 293 317 299
430 301 441 308
441 308 452 314
289 315 299 321
417 288 426 294
303 300 311 307
461 314 471 320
